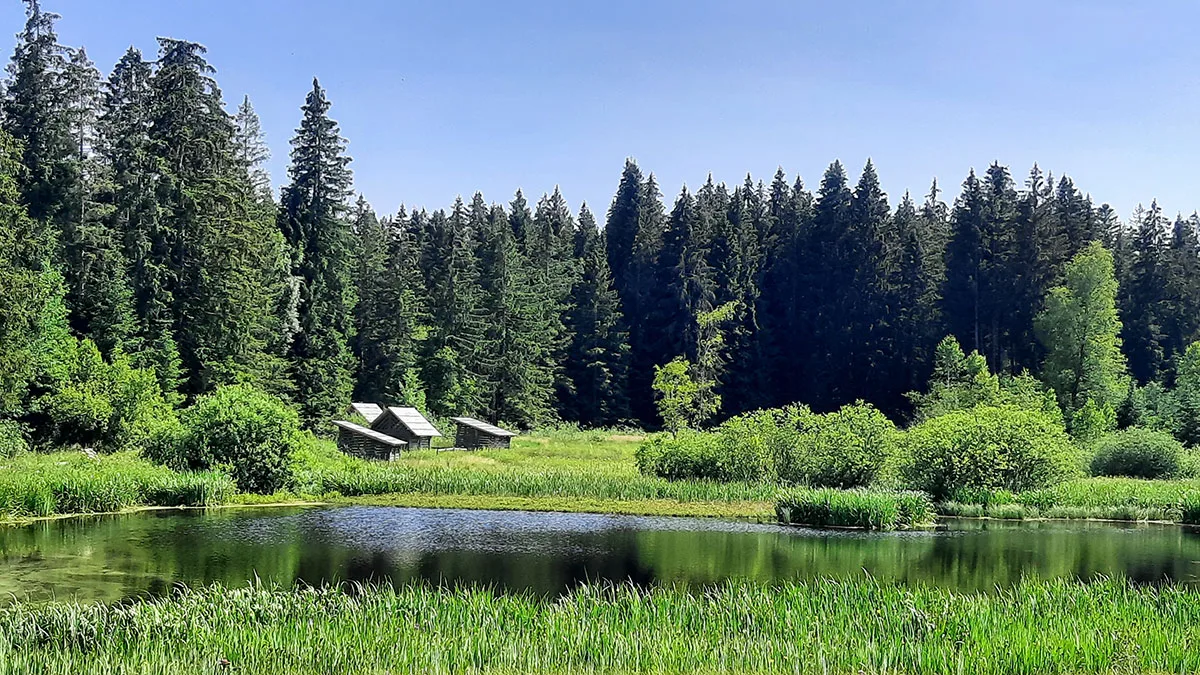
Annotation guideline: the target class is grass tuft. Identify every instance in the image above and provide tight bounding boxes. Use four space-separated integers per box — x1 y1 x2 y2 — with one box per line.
775 488 934 529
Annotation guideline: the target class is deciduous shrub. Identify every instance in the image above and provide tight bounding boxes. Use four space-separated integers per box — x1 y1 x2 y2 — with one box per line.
1089 428 1185 479
0 420 27 458
901 405 1081 500
164 385 301 494
635 430 725 481
775 402 899 489
637 402 897 488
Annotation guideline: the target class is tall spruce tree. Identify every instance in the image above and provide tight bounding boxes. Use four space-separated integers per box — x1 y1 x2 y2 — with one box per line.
1122 202 1168 383
564 204 629 425
278 78 355 426
476 200 557 426
59 46 135 356
653 186 714 368
624 173 667 423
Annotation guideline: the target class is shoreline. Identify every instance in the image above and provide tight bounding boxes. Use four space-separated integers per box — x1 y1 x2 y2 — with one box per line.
1 492 1194 528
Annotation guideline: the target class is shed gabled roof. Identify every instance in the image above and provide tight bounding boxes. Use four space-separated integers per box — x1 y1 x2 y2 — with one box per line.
450 417 517 437
349 402 384 424
332 420 408 447
375 406 442 437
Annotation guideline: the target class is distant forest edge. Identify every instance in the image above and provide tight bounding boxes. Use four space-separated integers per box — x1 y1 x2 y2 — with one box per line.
2 0 1199 438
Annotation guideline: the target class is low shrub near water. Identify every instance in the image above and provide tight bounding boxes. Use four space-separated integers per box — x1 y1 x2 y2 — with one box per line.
1090 428 1185 479
901 404 1082 499
774 403 899 488
149 385 301 494
775 488 933 530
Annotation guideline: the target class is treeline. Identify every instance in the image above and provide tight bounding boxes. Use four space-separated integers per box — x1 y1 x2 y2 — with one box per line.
1 1 1199 437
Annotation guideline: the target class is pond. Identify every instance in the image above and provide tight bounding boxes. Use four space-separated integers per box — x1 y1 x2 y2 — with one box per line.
1 505 1198 603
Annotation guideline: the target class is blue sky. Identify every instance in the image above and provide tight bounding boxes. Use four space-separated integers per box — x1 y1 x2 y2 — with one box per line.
7 0 1199 221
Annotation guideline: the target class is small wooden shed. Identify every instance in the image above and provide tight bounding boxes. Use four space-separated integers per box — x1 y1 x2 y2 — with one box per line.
451 417 517 449
370 406 442 450
347 402 385 425
332 420 408 461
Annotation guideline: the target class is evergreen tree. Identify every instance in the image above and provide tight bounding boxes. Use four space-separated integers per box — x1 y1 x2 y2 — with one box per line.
803 160 855 406
476 200 557 426
59 47 135 356
890 186 945 399
564 204 629 425
624 173 667 423
605 158 643 301
419 202 486 416
653 185 714 366
1122 202 1168 383
350 196 392 401
1160 214 1200 376
233 95 273 201
278 78 355 426
2 0 71 233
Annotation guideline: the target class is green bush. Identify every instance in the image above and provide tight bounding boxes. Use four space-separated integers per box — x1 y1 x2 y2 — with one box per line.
775 488 933 530
776 402 898 489
901 405 1081 500
1089 428 1185 479
0 421 28 458
170 385 301 494
634 430 725 481
33 340 172 451
637 403 898 488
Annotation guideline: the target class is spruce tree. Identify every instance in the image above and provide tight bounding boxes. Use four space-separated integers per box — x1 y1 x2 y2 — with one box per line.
419 202 486 416
2 0 71 233
59 47 135 356
278 78 355 426
605 158 643 301
564 204 629 425
653 185 714 367
1122 202 1168 383
624 173 667 423
476 201 556 426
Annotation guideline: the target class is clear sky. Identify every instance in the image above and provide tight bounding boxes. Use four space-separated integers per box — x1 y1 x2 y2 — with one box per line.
6 0 1199 221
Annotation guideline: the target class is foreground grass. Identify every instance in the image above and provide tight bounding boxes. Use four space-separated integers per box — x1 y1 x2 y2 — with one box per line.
1 578 1197 674
0 452 233 520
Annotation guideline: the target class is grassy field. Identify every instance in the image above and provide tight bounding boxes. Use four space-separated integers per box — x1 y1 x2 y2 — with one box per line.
941 477 1200 522
0 578 1196 674
288 429 779 519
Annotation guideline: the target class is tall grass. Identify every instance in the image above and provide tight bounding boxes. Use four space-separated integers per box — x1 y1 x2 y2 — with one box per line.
940 477 1200 522
0 452 234 518
776 488 934 529
0 578 1197 674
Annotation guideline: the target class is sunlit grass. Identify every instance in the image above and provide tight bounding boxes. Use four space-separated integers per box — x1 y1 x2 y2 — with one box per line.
776 488 935 529
941 477 1200 523
0 452 234 519
1 578 1197 674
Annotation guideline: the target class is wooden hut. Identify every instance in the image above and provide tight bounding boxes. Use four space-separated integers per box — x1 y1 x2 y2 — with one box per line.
347 402 384 425
370 406 442 450
332 420 408 461
450 417 517 449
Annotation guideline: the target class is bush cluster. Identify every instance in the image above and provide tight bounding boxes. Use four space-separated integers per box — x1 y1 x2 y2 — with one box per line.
636 402 898 488
1089 428 1185 479
147 385 301 494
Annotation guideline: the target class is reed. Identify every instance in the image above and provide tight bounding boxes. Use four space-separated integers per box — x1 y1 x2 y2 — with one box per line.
0 578 1196 674
940 477 1200 522
0 452 234 518
776 487 934 529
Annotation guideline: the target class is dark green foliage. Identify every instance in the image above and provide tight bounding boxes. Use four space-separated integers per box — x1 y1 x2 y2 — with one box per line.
0 421 28 458
634 430 724 482
563 205 629 426
1089 428 1184 479
162 384 301 494
775 488 934 530
902 405 1082 499
279 79 355 427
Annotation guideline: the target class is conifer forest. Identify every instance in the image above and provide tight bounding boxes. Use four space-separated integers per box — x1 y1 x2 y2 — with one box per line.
2 0 1199 439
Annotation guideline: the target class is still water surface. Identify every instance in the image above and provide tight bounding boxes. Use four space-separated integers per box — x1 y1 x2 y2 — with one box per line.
1 505 1198 603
